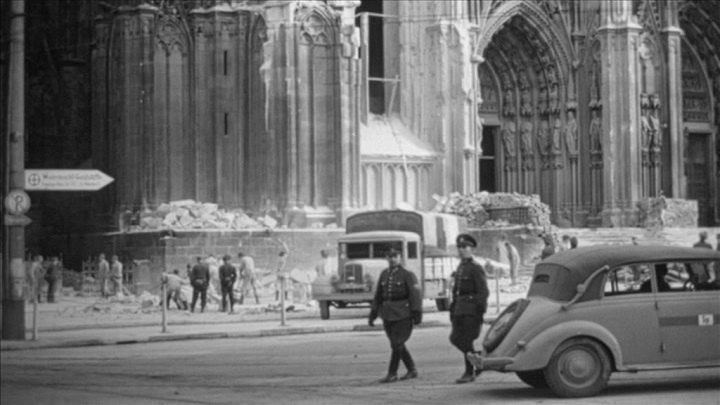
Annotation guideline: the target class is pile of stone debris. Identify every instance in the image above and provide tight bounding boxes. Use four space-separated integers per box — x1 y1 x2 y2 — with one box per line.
434 191 551 228
133 200 276 231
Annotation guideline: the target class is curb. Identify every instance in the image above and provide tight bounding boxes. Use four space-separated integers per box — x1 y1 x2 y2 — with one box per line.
1 320 454 352
2 315 498 352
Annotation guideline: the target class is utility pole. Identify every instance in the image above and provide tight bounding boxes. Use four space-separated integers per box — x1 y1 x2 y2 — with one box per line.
2 0 27 340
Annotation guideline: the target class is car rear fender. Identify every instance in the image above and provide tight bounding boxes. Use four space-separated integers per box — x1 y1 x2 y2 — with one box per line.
509 320 624 371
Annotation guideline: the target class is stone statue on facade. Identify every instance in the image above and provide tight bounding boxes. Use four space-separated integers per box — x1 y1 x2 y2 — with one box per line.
502 121 517 158
520 88 532 116
521 121 535 170
648 94 661 150
549 84 559 114
589 109 602 152
502 121 518 172
546 65 558 86
565 110 579 156
519 70 530 89
537 120 550 156
538 87 548 115
503 87 516 117
551 117 563 154
521 121 534 156
640 93 651 150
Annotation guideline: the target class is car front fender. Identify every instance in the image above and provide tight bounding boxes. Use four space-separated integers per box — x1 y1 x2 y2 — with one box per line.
506 320 625 372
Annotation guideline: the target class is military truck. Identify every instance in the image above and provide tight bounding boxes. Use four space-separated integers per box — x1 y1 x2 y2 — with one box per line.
312 210 467 319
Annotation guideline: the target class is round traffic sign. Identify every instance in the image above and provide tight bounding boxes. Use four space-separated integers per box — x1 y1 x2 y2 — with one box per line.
4 189 31 215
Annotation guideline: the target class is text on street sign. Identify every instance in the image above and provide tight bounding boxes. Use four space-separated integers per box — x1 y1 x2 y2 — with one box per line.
25 169 114 191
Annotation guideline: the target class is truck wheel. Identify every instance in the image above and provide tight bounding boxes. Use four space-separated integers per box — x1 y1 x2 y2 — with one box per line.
516 370 548 389
319 301 330 320
435 298 450 311
543 338 611 398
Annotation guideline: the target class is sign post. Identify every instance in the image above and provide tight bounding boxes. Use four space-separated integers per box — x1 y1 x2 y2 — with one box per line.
25 169 114 191
3 0 26 340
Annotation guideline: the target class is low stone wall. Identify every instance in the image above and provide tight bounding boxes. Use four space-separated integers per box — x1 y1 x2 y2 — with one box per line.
50 229 344 293
50 226 547 294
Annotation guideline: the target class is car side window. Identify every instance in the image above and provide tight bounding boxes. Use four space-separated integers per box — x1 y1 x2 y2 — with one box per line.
650 263 674 293
675 261 720 291
604 264 651 296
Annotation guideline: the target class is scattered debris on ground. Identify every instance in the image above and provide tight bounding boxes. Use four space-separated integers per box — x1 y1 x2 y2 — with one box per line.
123 199 276 231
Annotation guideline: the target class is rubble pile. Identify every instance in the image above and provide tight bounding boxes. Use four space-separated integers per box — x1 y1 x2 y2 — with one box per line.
134 200 273 231
637 197 698 229
434 192 551 228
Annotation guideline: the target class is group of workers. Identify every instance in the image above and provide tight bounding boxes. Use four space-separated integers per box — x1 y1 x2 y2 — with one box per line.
161 252 259 314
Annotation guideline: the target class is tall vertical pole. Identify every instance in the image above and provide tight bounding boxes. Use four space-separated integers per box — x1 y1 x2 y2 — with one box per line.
360 13 369 124
3 0 27 340
161 281 167 333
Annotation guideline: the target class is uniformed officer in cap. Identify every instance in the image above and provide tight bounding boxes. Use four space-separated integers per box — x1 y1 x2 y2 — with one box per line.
449 233 489 383
368 247 423 383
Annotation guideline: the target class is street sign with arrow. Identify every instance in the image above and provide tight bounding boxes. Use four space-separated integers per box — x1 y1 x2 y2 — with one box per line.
25 169 114 191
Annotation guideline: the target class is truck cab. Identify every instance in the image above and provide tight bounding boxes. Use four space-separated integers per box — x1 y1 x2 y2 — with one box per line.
312 210 466 319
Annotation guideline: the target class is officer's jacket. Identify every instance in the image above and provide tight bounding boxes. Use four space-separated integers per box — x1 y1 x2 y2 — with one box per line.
372 265 422 321
191 264 210 285
451 258 489 316
218 264 237 287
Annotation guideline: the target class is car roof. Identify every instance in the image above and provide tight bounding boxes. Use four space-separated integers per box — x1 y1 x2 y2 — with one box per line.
529 245 720 302
544 245 720 275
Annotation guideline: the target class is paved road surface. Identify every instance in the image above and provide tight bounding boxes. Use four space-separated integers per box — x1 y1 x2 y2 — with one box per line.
2 327 719 405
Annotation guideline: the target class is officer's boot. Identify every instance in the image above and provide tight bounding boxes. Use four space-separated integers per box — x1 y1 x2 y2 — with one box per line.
399 347 418 380
379 350 400 383
455 353 476 384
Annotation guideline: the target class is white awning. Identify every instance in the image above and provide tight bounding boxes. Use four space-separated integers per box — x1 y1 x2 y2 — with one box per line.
360 114 437 159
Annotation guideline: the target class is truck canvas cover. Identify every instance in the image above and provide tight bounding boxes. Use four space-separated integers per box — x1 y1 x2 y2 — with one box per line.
346 210 467 255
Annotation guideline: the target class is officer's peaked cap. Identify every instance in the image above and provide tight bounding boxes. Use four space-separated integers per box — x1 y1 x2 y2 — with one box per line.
386 248 401 257
456 233 477 248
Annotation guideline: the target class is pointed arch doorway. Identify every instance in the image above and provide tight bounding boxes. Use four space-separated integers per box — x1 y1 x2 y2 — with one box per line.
477 62 501 193
474 7 574 223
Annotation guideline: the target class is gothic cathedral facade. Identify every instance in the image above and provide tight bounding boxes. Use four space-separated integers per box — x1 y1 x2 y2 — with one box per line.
5 0 717 228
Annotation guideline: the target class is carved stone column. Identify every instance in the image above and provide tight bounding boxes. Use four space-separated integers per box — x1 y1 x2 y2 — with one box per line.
598 0 642 226
330 0 361 217
110 4 161 211
91 15 113 215
661 22 685 198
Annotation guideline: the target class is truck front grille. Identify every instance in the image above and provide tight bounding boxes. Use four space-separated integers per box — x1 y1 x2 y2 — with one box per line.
343 263 363 283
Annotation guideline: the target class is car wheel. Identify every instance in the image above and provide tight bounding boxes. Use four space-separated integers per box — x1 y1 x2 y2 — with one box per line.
516 370 548 389
544 338 611 398
319 301 330 320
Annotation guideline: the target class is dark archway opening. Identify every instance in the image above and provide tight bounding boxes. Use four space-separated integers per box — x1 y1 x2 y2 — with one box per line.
357 0 385 114
479 125 498 192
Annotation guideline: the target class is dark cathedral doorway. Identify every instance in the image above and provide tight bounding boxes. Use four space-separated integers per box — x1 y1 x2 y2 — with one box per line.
686 132 713 225
479 125 498 192
357 0 385 114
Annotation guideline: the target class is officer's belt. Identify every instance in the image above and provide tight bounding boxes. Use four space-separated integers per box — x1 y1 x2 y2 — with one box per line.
385 297 409 302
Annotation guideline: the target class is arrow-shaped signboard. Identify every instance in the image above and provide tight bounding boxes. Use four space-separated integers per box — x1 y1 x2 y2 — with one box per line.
25 169 114 191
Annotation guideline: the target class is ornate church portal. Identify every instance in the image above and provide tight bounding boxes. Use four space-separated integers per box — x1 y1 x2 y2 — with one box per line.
376 0 718 227
87 0 718 227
